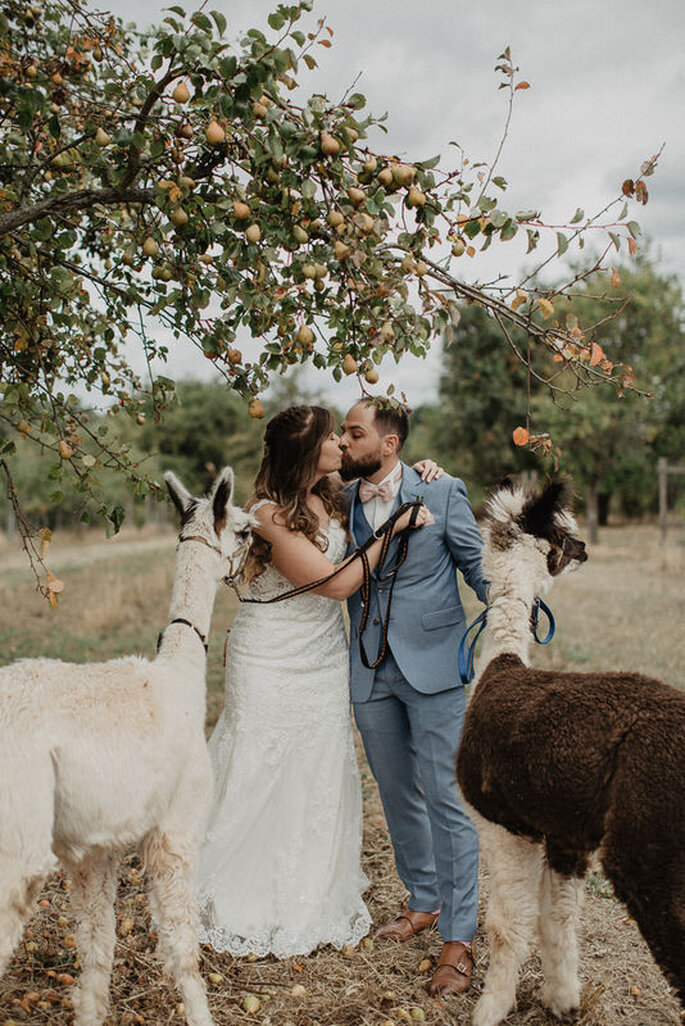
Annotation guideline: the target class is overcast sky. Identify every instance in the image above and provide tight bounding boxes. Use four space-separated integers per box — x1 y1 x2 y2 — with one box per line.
104 0 685 407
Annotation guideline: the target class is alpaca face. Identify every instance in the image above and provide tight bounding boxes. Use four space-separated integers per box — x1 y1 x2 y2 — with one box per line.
485 479 587 592
165 467 254 582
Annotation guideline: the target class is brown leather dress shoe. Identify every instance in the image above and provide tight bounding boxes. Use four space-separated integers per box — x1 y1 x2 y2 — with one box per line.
428 940 475 997
374 907 440 942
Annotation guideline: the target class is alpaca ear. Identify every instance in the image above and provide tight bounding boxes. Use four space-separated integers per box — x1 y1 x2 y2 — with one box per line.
211 466 234 533
164 471 194 518
521 479 572 539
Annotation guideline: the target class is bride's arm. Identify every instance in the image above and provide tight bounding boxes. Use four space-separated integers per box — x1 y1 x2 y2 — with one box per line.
252 503 431 601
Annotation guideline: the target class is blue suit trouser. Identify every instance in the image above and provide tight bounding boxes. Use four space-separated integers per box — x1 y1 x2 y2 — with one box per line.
353 650 478 942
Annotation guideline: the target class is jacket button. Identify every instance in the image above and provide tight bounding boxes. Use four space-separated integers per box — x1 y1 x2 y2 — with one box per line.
373 617 380 625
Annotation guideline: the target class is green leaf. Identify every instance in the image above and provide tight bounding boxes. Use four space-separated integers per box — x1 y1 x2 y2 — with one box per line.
210 10 227 35
556 232 568 256
570 207 584 224
627 220 642 238
108 504 126 534
346 93 366 110
609 231 621 252
165 5 186 14
267 11 285 30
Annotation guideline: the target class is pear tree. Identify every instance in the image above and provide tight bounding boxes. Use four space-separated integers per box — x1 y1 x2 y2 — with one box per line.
0 0 657 595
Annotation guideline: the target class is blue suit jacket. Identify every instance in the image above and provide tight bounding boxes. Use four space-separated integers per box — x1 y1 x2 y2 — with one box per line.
345 464 487 703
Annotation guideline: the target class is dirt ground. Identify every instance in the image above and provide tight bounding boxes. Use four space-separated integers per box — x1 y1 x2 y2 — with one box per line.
0 725 681 1026
0 524 683 1026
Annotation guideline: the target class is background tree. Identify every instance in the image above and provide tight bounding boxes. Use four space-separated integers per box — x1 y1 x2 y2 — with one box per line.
0 0 656 594
411 305 540 505
533 257 685 540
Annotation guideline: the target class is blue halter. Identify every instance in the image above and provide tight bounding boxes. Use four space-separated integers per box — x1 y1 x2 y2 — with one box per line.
457 597 556 684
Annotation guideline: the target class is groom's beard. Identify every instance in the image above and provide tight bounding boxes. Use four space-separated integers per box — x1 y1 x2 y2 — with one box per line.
339 452 383 482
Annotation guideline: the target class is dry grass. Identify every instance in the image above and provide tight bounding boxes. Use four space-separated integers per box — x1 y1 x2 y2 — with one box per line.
0 523 683 1025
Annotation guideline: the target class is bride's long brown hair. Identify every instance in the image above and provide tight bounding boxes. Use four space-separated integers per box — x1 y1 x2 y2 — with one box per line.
243 405 348 581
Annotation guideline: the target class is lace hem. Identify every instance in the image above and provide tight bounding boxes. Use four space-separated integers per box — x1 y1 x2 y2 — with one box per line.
198 904 371 959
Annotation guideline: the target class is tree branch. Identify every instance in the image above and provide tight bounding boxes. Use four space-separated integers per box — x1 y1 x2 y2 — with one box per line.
0 186 155 236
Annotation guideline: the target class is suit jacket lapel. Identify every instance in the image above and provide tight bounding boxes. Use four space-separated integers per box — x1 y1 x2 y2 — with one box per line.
399 461 422 506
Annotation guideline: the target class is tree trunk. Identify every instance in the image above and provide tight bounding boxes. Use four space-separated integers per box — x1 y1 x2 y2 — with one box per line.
586 482 600 545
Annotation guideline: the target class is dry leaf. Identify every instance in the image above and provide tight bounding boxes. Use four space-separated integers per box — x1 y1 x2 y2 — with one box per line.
512 426 530 447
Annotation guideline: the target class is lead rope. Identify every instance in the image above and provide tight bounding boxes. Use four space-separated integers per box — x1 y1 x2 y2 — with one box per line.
227 500 424 669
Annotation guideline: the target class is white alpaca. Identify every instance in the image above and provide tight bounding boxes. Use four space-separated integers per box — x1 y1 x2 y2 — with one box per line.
0 467 253 1026
457 479 685 1025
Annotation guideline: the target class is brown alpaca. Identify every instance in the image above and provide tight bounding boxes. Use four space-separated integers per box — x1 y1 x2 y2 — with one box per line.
456 479 684 1026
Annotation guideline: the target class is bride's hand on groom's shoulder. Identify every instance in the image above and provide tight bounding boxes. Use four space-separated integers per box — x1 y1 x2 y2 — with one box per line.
413 459 445 482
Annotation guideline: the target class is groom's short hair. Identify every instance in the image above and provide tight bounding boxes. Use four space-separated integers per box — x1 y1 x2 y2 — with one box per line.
364 399 409 451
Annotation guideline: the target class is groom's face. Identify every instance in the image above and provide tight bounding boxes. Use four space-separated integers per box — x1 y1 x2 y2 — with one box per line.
339 403 384 481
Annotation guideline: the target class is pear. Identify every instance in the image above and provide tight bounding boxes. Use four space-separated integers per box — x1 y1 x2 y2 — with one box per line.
320 132 340 156
342 353 358 375
377 167 393 188
293 225 309 244
171 207 188 227
227 347 242 365
248 398 264 419
159 264 173 281
327 210 345 228
407 186 426 208
296 325 315 347
245 224 261 243
415 260 428 277
142 237 159 258
252 101 268 118
302 263 317 280
334 240 351 261
205 120 225 145
232 200 251 220
364 365 379 384
451 239 466 257
363 156 378 174
392 163 415 186
314 263 328 279
347 186 365 207
179 175 195 190
172 81 190 104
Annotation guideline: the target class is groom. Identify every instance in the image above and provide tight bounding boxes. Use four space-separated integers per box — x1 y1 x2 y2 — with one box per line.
339 398 488 997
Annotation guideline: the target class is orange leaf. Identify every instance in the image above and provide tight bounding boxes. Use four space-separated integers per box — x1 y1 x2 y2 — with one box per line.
512 426 529 446
611 267 620 287
515 81 530 90
318 38 332 47
293 961 304 973
466 246 476 258
628 237 638 257
537 297 555 320
589 342 605 366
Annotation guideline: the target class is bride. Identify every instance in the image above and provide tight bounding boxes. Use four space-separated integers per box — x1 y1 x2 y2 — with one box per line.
196 405 434 958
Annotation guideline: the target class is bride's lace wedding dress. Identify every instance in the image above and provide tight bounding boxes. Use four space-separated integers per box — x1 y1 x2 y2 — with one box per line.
197 511 371 957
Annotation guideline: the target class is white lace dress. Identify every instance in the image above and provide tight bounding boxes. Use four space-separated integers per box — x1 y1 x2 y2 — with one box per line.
197 513 371 958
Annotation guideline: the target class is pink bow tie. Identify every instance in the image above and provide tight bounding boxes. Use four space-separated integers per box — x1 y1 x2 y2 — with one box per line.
358 468 401 504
